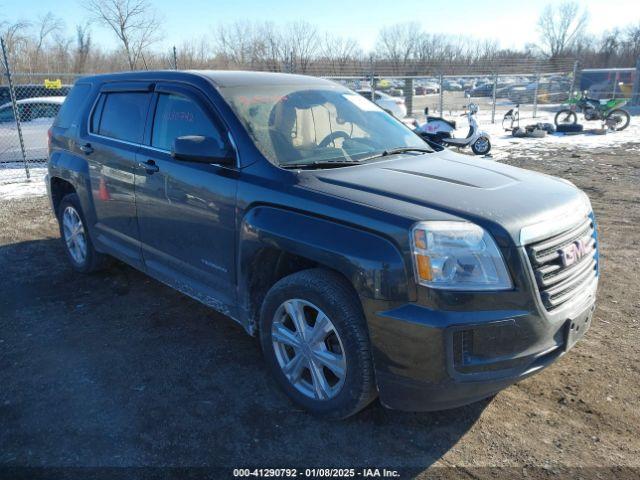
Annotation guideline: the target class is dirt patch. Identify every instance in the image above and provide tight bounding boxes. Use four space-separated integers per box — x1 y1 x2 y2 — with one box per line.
0 144 639 478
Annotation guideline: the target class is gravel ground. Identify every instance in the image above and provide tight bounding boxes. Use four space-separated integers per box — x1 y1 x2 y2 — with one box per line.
1 141 639 480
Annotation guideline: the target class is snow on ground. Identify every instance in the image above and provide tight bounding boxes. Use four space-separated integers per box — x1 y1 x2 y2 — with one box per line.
0 164 47 201
432 108 640 161
483 112 640 160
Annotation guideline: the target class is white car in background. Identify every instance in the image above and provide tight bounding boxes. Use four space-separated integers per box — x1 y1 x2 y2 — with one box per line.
0 96 65 162
355 89 407 118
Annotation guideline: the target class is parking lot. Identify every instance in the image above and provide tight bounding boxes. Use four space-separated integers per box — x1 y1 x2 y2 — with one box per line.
1 137 639 478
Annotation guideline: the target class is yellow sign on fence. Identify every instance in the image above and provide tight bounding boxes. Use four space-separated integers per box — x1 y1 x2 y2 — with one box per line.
44 79 62 90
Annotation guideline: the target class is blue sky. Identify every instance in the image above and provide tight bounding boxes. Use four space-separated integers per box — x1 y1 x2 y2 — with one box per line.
2 0 639 52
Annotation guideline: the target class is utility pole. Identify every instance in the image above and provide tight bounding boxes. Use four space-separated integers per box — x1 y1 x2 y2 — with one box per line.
438 73 444 114
369 54 375 102
569 60 579 99
633 56 640 106
532 71 540 118
173 46 178 70
491 72 498 124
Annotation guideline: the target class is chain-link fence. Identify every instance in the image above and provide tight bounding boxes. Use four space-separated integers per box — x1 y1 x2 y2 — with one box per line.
1 33 638 187
327 69 578 123
1 38 80 186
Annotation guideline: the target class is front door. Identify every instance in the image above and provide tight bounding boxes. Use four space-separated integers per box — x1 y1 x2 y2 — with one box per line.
134 83 238 313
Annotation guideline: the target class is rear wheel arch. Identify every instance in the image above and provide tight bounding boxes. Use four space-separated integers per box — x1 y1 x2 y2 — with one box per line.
50 177 77 215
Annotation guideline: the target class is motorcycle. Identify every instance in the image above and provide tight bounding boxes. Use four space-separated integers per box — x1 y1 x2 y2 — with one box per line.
555 91 630 131
415 101 491 155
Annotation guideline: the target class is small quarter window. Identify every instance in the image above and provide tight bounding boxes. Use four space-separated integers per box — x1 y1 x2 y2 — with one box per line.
54 83 91 129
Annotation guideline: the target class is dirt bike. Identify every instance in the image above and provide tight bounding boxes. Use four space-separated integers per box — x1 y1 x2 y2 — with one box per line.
555 92 630 131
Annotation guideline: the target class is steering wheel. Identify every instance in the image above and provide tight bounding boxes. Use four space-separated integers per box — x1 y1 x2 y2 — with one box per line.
318 131 351 148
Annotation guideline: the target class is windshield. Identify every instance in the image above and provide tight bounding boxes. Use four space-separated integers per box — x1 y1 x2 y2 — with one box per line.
218 83 430 167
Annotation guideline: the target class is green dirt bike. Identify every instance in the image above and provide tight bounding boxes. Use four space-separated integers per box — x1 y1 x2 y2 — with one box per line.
555 92 631 131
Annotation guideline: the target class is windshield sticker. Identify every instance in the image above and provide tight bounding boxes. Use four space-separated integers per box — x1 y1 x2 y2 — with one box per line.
342 93 381 112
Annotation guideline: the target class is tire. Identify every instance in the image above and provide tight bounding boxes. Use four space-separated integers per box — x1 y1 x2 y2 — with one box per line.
554 110 577 126
538 122 556 134
556 123 584 133
259 268 377 419
606 109 630 131
471 136 491 155
58 193 107 273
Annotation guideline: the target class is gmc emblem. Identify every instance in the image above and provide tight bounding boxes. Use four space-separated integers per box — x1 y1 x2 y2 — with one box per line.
559 238 591 267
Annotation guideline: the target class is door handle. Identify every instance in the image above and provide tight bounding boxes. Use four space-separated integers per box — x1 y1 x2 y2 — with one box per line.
139 159 160 174
80 143 94 155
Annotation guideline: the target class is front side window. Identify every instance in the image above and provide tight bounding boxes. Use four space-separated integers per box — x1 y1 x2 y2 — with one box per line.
219 83 428 167
151 93 225 151
95 92 150 143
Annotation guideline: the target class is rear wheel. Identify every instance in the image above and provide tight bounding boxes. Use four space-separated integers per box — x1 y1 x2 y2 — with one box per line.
605 109 630 131
554 109 577 126
259 269 377 418
58 193 107 273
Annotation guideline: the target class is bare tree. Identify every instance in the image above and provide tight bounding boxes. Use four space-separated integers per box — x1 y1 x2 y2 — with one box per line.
215 21 265 68
375 22 422 74
537 1 588 58
33 12 64 69
281 21 319 73
259 22 286 71
84 0 162 70
321 34 361 75
74 24 92 73
0 19 30 65
175 36 211 69
623 23 640 63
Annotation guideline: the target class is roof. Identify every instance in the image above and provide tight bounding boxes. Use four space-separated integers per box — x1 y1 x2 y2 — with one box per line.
76 70 336 88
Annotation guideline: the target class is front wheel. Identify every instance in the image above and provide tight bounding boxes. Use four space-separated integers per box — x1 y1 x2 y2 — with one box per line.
259 269 377 419
554 109 577 126
471 136 491 155
606 109 630 131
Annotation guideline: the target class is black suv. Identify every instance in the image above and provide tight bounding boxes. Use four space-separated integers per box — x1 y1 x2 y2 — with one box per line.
47 71 599 418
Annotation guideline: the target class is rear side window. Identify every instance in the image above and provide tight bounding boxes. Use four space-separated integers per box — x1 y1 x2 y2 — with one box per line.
151 93 225 151
94 92 150 143
54 83 91 129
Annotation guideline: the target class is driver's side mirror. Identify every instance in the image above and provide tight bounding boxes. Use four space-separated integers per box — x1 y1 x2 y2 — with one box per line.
171 135 235 166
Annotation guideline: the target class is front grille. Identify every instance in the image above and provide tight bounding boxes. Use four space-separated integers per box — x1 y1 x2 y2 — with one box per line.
526 215 598 311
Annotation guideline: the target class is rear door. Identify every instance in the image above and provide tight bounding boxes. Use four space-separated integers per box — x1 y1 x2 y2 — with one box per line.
134 83 238 311
84 83 153 268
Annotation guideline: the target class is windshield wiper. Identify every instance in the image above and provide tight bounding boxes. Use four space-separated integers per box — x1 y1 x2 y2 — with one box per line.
382 147 432 156
280 159 364 169
357 147 432 163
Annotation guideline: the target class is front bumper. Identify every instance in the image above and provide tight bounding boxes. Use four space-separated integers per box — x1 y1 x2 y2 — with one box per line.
367 278 597 412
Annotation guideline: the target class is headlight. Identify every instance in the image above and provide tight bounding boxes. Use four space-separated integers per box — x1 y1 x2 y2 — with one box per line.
410 221 512 291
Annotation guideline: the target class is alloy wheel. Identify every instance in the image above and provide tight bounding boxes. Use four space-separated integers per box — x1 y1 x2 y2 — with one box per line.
62 206 87 265
271 299 347 401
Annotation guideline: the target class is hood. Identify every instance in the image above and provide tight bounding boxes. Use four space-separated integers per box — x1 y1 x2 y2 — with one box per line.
300 150 588 247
